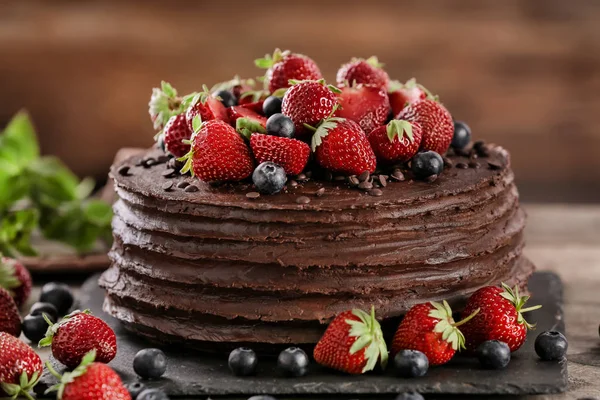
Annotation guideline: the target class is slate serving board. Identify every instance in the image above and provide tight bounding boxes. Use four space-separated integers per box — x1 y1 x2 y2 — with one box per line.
39 272 567 398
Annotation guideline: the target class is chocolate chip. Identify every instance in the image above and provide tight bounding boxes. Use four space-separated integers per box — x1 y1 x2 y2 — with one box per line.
142 157 156 168
289 180 299 188
334 175 346 181
443 157 454 168
456 162 469 169
358 181 373 190
488 161 503 170
157 155 170 164
324 171 333 181
426 174 439 183
296 173 307 181
391 170 405 181
184 185 199 192
296 196 311 204
474 140 490 157
455 148 470 157
167 158 185 170
368 188 383 197
469 161 481 169
117 165 130 176
177 181 190 189
304 171 313 178
358 171 370 182
315 187 326 197
162 181 174 191
378 175 387 187
162 168 176 177
246 191 260 199
348 176 360 186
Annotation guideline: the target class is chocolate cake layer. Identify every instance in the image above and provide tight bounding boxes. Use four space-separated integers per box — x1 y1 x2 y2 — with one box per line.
100 145 534 346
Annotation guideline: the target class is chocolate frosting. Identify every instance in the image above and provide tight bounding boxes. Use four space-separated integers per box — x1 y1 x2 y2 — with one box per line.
100 145 534 346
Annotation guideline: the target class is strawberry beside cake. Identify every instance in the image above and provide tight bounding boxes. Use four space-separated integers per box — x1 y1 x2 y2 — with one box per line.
99 49 534 349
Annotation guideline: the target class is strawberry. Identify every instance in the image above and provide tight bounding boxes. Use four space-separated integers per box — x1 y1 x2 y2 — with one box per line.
148 81 183 130
281 80 339 137
388 78 431 116
46 350 131 400
162 113 192 158
392 301 479 366
227 106 268 129
311 117 376 176
0 332 43 400
250 134 310 175
460 283 542 353
0 287 20 337
238 100 266 113
0 256 32 307
184 85 230 132
313 307 388 374
334 84 390 134
336 56 389 90
180 118 254 182
255 48 323 93
368 120 422 163
396 99 454 155
39 310 117 369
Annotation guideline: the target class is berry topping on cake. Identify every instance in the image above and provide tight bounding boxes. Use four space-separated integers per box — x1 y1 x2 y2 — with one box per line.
388 78 432 115
162 113 192 158
214 89 237 108
396 99 454 155
334 84 390 134
250 134 310 176
281 80 340 137
262 96 283 117
368 120 422 163
311 117 376 176
265 113 295 138
227 106 268 129
252 162 287 195
336 56 389 90
452 121 472 150
184 85 230 132
411 151 444 180
148 81 183 131
255 49 323 93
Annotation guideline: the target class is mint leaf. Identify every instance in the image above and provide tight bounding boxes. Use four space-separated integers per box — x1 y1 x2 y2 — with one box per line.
0 209 39 257
0 111 39 166
83 200 112 226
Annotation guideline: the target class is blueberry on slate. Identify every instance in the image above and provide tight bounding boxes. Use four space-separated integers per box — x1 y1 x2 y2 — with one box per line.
134 348 168 379
137 388 170 400
263 96 283 117
228 347 258 376
214 90 237 108
248 396 277 400
39 282 74 315
393 349 429 378
476 340 511 369
266 113 295 138
22 314 54 344
29 302 58 321
395 392 425 400
411 151 444 179
535 331 568 361
451 121 471 149
126 382 147 399
252 162 287 195
277 347 309 377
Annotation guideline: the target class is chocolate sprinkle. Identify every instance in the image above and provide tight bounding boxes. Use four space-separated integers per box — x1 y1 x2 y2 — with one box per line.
157 155 170 164
117 165 130 176
378 175 387 187
334 175 346 182
456 162 469 169
391 170 405 181
162 168 176 177
358 171 370 182
348 176 360 186
488 161 503 170
296 196 311 204
315 187 326 197
443 157 454 168
246 192 260 199
177 181 190 189
289 180 299 188
296 173 307 181
358 181 373 190
184 185 199 193
162 181 174 191
368 188 383 197
469 161 481 169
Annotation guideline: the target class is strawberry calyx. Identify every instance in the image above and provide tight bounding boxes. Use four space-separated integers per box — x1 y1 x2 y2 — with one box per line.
499 283 542 330
236 118 266 140
0 256 21 295
39 309 91 347
310 117 345 152
288 78 342 94
429 301 479 351
178 115 204 176
0 370 40 400
345 306 388 373
255 48 291 69
181 84 213 111
149 81 184 131
388 78 438 102
45 349 97 399
210 75 256 93
386 120 415 144
364 56 384 69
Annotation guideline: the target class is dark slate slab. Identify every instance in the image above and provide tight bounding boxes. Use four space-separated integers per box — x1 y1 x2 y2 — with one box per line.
38 272 567 398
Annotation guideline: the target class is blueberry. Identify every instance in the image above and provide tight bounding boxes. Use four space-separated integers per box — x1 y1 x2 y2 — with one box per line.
39 282 74 316
451 121 471 149
262 96 283 117
277 347 309 377
395 392 425 400
248 396 277 400
137 388 170 400
22 314 54 344
228 347 258 376
535 331 568 361
126 382 147 399
393 349 429 378
252 162 287 195
214 90 237 108
476 340 511 369
411 151 444 179
266 113 295 138
29 302 58 321
134 348 168 379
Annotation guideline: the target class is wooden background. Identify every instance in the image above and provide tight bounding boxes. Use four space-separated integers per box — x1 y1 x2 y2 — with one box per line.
1 0 599 202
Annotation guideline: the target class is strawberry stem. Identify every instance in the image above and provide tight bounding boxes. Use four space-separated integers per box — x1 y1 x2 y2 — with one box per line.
452 308 480 328
520 305 543 313
303 123 317 132
45 361 62 380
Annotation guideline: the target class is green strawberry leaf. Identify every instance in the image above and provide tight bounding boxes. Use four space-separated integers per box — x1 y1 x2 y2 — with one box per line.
236 118 266 140
386 120 414 143
310 117 344 152
346 306 388 372
365 56 384 68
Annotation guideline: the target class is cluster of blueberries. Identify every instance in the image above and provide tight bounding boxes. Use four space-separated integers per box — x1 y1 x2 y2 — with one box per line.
21 282 75 343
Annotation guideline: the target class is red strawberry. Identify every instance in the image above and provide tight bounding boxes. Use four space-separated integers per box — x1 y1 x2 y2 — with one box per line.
460 283 542 353
311 117 376 176
0 256 32 307
313 307 388 374
281 80 339 138
184 86 230 132
39 310 117 369
227 106 267 128
0 287 21 337
388 78 430 115
0 332 43 400
162 113 192 158
334 84 390 134
46 350 131 400
148 81 183 130
392 301 479 366
255 48 323 92
336 56 389 90
368 120 422 163
180 118 254 182
238 100 265 113
396 99 454 155
250 134 310 175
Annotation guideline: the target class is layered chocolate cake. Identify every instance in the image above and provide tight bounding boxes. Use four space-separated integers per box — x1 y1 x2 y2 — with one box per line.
100 50 534 349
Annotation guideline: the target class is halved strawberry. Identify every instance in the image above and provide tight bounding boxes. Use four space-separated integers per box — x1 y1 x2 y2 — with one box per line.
250 134 310 175
184 85 230 132
227 106 267 129
334 84 390 134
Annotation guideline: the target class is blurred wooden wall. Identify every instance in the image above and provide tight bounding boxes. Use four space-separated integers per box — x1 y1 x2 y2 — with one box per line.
1 0 599 202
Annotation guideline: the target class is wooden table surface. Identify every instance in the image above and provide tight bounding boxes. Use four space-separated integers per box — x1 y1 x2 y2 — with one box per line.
29 204 600 399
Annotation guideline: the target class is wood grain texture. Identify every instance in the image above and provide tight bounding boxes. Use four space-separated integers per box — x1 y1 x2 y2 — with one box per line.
1 0 599 202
